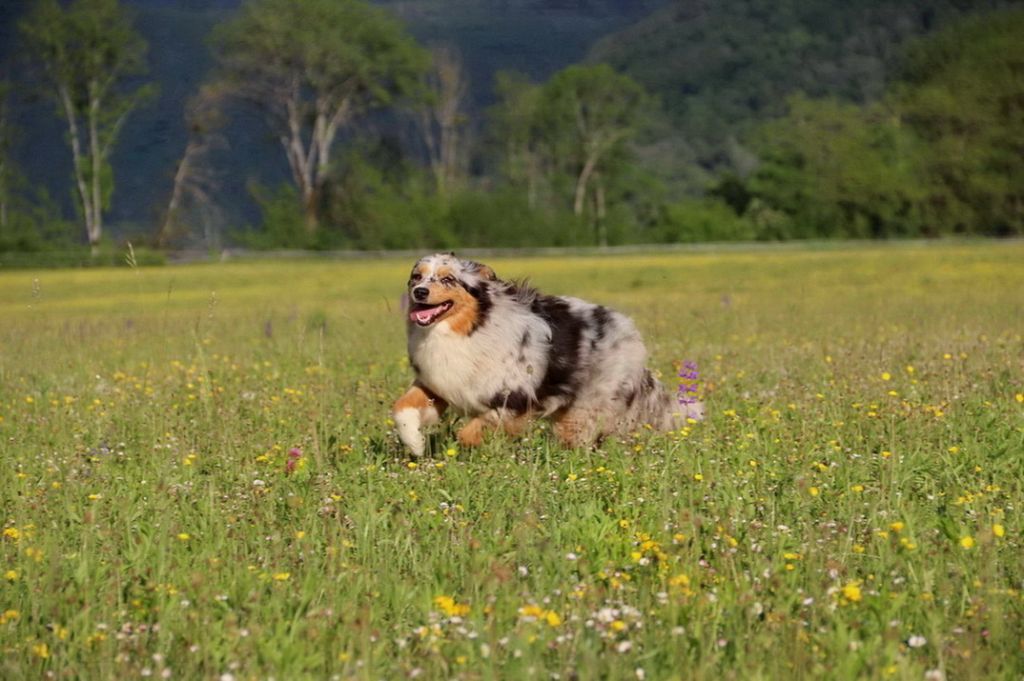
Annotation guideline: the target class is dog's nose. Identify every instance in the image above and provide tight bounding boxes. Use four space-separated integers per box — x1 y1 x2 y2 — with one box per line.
412 286 429 301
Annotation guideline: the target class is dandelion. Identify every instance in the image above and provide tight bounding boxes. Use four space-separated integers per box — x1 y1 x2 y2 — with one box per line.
433 595 470 618
2 528 20 541
841 581 862 603
272 572 291 581
1016 393 1024 404
406 461 418 470
693 473 703 482
177 533 191 541
889 522 904 533
959 536 975 549
881 372 891 381
992 524 1005 538
4 570 18 582
809 486 819 497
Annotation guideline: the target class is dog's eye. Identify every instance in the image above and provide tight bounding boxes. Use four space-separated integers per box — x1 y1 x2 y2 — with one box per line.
409 273 422 283
440 276 456 286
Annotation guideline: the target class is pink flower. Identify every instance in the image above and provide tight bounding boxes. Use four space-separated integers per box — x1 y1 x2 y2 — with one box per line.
285 448 302 474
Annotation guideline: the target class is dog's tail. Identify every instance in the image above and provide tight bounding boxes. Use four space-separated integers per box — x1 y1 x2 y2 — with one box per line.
625 368 704 432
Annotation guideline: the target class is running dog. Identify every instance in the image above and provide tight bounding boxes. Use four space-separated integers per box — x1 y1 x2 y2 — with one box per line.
392 253 703 456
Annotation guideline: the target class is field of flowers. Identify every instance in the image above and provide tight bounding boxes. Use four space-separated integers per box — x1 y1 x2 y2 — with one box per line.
1 242 1022 679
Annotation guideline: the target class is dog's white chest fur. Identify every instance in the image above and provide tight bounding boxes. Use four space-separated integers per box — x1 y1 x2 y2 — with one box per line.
409 310 548 413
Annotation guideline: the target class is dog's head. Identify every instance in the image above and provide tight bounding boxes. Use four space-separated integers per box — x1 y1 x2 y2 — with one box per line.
406 253 497 334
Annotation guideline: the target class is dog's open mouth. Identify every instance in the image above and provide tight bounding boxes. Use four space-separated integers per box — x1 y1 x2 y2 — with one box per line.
409 300 453 326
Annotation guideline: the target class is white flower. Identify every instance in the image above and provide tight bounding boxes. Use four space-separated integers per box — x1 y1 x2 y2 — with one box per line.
908 635 927 648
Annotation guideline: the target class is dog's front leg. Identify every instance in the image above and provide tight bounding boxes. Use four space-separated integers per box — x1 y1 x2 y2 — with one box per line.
393 383 447 457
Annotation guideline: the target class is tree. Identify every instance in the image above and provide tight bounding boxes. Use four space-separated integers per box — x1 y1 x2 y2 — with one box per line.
0 80 11 233
157 85 227 250
211 0 427 233
416 46 469 200
488 71 545 208
749 95 927 238
536 64 647 244
896 8 1024 235
19 0 153 251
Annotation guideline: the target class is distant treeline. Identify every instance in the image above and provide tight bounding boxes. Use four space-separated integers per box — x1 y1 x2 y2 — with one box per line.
0 0 1021 258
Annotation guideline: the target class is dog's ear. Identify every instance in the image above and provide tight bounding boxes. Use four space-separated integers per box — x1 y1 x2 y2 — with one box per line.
475 263 497 281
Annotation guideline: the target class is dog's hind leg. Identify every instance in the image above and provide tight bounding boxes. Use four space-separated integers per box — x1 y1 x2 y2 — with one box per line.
457 409 531 447
393 383 447 457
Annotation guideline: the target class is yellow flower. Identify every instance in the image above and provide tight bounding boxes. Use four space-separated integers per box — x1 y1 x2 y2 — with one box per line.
889 522 904 533
993 524 1005 538
881 450 892 459
2 528 21 541
809 486 819 497
433 595 470 617
1016 393 1024 404
692 473 703 482
618 519 630 529
177 533 191 541
905 365 915 375
445 447 458 458
406 461 418 470
273 572 291 581
960 536 975 549
881 372 891 381
3 570 18 582
850 484 864 493
841 582 862 603
544 611 562 627
0 609 19 625
31 642 49 659
610 619 627 632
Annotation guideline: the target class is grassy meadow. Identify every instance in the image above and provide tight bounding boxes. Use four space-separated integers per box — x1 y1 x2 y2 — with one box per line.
1 242 1022 679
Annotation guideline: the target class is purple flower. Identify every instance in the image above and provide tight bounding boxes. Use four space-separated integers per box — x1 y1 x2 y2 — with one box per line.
677 360 701 406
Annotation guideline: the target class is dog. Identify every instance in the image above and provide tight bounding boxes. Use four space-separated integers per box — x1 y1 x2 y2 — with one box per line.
392 253 703 456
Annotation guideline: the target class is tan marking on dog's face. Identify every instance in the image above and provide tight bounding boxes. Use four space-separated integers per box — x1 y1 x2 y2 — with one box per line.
442 285 479 336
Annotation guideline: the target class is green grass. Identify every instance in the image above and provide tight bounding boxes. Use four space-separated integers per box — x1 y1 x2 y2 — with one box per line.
1 242 1022 679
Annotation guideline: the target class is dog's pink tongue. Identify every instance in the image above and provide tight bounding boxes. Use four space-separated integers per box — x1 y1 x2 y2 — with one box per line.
412 308 436 324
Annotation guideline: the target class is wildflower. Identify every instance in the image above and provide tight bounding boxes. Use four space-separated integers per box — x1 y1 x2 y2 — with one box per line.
809 486 819 497
32 642 49 659
881 372 891 381
445 447 458 458
433 595 470 618
959 536 975 549
177 533 190 542
841 581 862 603
676 361 701 406
4 570 18 582
1016 393 1024 404
908 635 927 648
285 448 303 474
692 473 703 482
889 522 904 533
272 572 291 581
0 609 19 624
406 461 418 470
850 484 864 493
992 524 1005 538
2 528 20 541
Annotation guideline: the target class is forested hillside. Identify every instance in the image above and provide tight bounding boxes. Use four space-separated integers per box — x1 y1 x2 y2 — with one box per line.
590 0 1019 185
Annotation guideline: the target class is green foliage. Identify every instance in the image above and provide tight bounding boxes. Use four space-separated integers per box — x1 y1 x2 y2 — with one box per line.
239 183 312 250
896 8 1024 235
748 96 928 238
657 198 756 243
741 9 1024 239
590 0 1013 186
